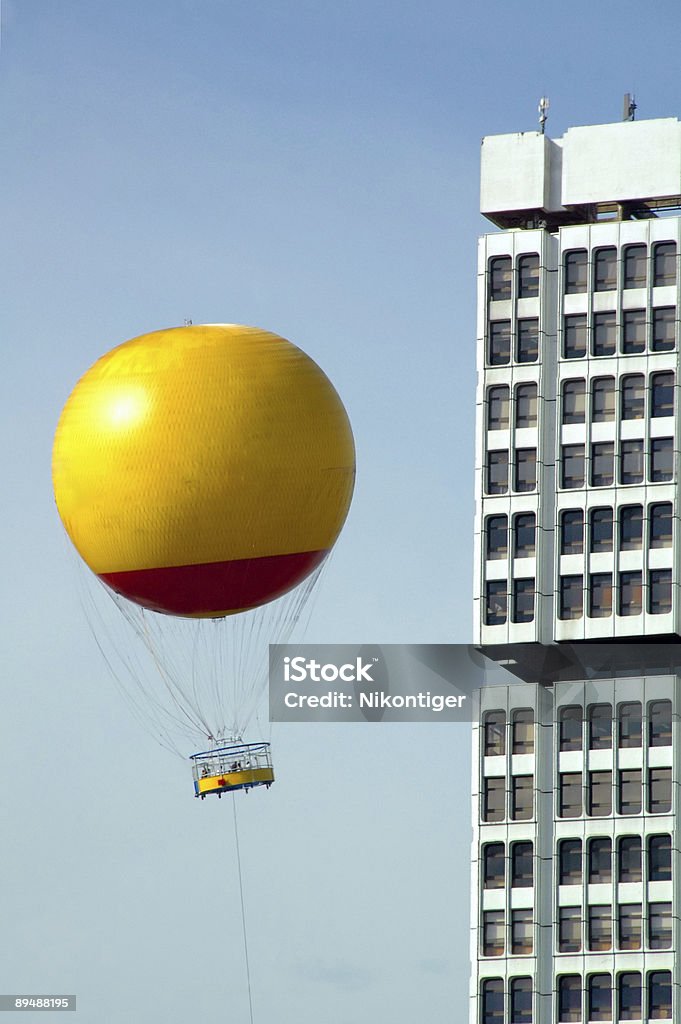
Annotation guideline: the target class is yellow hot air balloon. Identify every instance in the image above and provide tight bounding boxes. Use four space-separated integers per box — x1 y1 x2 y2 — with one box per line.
53 323 355 795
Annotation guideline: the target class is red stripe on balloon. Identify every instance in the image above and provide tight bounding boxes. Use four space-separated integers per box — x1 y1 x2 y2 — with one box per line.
98 549 328 617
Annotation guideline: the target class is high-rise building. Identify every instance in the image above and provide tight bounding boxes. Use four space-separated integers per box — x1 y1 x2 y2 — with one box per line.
471 114 681 1024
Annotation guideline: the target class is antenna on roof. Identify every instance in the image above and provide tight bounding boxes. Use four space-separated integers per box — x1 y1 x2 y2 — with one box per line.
623 93 637 121
538 96 549 135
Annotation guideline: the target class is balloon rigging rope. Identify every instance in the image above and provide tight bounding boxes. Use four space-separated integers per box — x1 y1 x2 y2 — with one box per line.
232 795 255 1024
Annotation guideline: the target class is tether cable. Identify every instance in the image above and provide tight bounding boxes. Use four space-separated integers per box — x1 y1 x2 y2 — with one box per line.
232 794 255 1024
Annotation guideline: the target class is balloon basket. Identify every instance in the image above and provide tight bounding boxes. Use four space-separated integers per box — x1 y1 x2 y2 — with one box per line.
190 740 274 800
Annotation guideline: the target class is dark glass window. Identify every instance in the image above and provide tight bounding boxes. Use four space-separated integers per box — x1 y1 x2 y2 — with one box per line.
515 383 538 428
649 835 672 881
593 311 616 355
517 318 539 362
649 902 673 949
619 505 643 550
558 975 582 1023
619 571 642 616
594 247 617 290
649 701 672 747
624 244 647 288
515 449 536 492
618 904 642 950
591 442 614 487
489 320 511 365
514 514 535 557
653 306 675 352
487 450 509 493
652 372 674 417
648 971 672 1020
653 241 676 286
484 711 505 755
483 777 505 822
621 374 645 419
565 249 587 293
623 309 646 353
511 841 533 888
564 314 587 358
618 836 642 883
511 913 533 955
482 910 505 956
588 906 612 951
588 973 612 1021
648 767 672 813
518 254 539 298
489 256 512 300
589 771 612 816
558 907 581 952
485 581 507 625
512 709 534 754
591 508 613 552
650 569 672 615
559 707 582 751
561 511 584 554
651 438 674 482
512 579 535 623
562 445 585 488
618 703 642 748
487 385 510 429
592 377 615 421
560 576 583 620
482 978 504 1024
620 441 644 485
559 838 582 884
511 775 533 819
588 837 612 883
650 503 673 548
618 972 642 1022
562 379 586 423
590 574 612 618
483 843 505 889
486 515 508 560
510 977 532 1024
618 769 642 815
559 772 582 818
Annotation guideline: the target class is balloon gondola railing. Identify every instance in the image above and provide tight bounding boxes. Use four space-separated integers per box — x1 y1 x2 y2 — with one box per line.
190 741 274 799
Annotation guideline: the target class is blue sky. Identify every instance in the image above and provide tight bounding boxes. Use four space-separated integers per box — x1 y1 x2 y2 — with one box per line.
4 1 681 1021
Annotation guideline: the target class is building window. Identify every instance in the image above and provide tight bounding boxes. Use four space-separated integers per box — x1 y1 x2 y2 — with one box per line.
517 318 539 362
650 503 673 548
485 581 507 625
511 911 533 955
512 709 534 754
589 704 612 749
565 249 588 294
510 978 532 1024
511 776 533 819
653 306 676 352
560 576 583 620
649 835 672 881
559 707 582 751
486 450 509 494
483 777 505 822
482 910 505 956
618 769 642 815
653 241 676 287
594 247 617 291
620 440 644 484
649 569 672 615
652 372 674 418
487 385 510 429
624 244 647 289
592 376 615 422
589 771 612 816
591 442 614 487
648 767 672 814
618 703 642 748
484 711 506 755
618 904 642 950
589 837 612 883
563 379 586 423
559 838 582 884
515 383 538 428
561 510 584 554
618 974 642 1022
489 320 511 365
482 843 505 889
559 772 582 818
515 449 536 492
649 701 672 747
620 505 643 550
486 515 508 560
564 314 587 358
518 254 539 298
511 841 533 888
482 978 504 1024
590 508 613 552
651 438 674 482
648 971 672 1020
489 256 512 300
588 906 612 951
558 975 582 1023
619 571 642 616
512 579 535 623
618 836 642 883
558 907 581 953
623 309 646 353
649 902 673 949
588 973 612 1021
562 445 585 488
514 514 535 557
621 374 645 420
593 311 616 356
